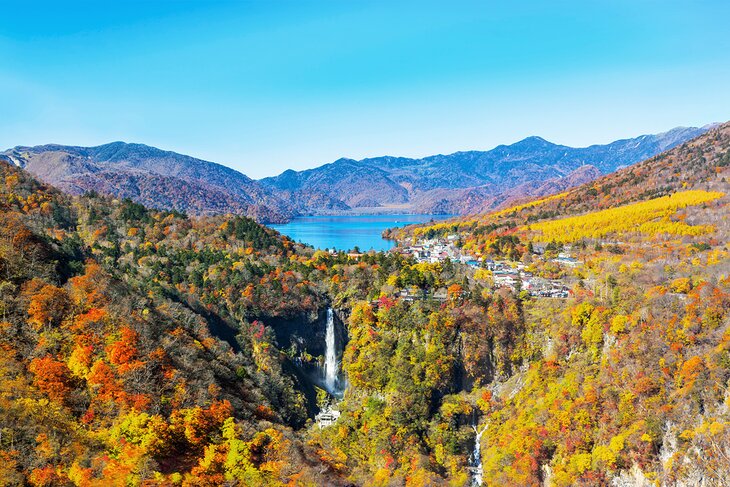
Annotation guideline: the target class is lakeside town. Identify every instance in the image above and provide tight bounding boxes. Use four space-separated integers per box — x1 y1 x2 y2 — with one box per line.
395 234 582 299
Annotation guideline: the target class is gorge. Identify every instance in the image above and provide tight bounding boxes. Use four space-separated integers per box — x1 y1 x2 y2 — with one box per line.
3 1 729 484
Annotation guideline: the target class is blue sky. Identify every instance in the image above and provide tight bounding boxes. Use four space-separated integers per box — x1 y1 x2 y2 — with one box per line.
1 1 729 178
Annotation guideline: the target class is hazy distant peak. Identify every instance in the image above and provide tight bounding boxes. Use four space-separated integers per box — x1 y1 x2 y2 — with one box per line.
702 122 721 130
513 135 554 146
331 157 360 165
490 135 560 154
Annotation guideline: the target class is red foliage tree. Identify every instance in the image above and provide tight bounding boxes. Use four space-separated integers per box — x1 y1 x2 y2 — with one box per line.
29 355 72 403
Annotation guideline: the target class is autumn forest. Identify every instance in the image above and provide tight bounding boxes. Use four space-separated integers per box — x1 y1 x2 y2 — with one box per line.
1 122 730 487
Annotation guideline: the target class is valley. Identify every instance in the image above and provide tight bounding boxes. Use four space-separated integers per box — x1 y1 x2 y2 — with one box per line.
0 121 729 485
4 2 729 485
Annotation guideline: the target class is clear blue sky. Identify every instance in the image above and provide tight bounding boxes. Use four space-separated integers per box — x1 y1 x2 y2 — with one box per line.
1 1 729 178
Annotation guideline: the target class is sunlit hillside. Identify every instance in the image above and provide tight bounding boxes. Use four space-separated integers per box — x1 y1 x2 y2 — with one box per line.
2 120 730 485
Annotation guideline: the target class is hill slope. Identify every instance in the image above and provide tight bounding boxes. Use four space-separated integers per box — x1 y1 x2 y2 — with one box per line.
385 121 730 485
0 158 355 484
0 142 296 223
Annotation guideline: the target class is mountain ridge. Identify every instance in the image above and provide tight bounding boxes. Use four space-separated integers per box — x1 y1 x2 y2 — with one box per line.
1 141 296 223
1 124 712 223
261 125 710 214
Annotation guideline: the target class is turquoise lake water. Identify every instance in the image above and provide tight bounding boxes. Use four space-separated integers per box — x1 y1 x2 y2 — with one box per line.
269 214 452 252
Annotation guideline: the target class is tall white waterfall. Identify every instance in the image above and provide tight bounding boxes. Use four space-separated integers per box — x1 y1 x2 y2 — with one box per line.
470 422 488 487
323 308 339 394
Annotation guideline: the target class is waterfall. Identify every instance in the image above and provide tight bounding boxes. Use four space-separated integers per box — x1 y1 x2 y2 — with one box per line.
323 308 339 394
470 421 488 487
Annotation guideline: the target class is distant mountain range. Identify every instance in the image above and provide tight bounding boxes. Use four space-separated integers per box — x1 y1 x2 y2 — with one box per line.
0 125 714 222
260 125 713 215
0 142 296 223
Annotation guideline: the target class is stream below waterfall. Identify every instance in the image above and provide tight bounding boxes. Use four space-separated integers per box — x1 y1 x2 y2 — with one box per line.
470 421 487 486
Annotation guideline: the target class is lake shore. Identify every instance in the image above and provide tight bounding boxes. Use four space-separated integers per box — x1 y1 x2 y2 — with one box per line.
269 214 453 252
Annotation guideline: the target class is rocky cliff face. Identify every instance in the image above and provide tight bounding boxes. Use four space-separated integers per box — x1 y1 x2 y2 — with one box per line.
267 308 348 360
266 308 349 402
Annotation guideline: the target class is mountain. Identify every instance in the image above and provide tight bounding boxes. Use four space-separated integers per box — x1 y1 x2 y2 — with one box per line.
430 164 603 215
0 142 295 223
1 126 711 224
395 121 730 242
1 122 729 486
261 125 712 214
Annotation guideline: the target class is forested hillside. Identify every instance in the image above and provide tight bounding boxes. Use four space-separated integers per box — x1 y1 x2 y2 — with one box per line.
0 160 347 485
1 121 729 486
0 158 513 485
386 121 730 485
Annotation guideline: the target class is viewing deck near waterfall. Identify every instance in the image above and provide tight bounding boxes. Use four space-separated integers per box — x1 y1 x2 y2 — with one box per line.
315 406 341 428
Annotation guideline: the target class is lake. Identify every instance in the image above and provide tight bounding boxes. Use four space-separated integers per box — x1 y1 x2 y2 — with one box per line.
269 214 453 252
